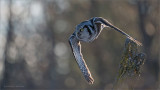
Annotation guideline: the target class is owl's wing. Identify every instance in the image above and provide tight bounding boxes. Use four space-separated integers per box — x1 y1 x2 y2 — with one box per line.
94 17 142 46
69 34 94 84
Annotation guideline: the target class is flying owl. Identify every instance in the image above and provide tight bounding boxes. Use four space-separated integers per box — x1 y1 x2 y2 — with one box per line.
69 17 142 84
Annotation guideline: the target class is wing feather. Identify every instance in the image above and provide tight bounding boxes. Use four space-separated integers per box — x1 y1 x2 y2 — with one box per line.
94 17 142 46
69 34 94 84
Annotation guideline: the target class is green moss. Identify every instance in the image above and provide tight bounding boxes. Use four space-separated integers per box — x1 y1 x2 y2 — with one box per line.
115 38 146 84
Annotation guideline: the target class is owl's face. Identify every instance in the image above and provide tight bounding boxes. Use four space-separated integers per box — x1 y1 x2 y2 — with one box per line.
75 21 93 42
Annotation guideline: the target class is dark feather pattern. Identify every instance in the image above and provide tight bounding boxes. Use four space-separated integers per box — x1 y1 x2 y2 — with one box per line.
69 34 94 84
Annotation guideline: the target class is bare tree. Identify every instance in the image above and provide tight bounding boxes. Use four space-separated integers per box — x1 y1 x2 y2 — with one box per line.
137 0 159 88
1 0 14 89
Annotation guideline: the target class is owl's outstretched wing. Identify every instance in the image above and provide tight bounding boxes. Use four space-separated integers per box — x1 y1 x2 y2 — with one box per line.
69 34 94 84
94 17 142 46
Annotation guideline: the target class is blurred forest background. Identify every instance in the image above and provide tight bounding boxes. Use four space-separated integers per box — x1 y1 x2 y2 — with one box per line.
0 0 159 89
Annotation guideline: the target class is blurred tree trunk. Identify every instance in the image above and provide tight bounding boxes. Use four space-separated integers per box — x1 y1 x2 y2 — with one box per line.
1 0 34 89
1 0 14 89
137 0 153 50
90 0 99 16
42 2 57 88
89 0 106 88
157 0 160 88
137 0 159 87
0 1 58 89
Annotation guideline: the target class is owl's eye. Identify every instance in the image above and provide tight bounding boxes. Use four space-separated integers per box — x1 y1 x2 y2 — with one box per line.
80 28 84 32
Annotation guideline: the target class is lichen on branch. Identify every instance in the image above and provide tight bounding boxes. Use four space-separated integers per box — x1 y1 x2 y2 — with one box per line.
116 38 146 82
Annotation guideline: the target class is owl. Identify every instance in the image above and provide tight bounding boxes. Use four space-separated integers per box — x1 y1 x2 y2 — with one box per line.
69 17 142 84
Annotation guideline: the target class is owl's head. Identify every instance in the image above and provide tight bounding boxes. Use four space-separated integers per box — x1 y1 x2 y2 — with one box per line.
75 21 92 42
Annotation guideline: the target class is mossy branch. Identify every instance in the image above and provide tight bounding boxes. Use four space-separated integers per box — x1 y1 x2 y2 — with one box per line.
114 38 146 88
